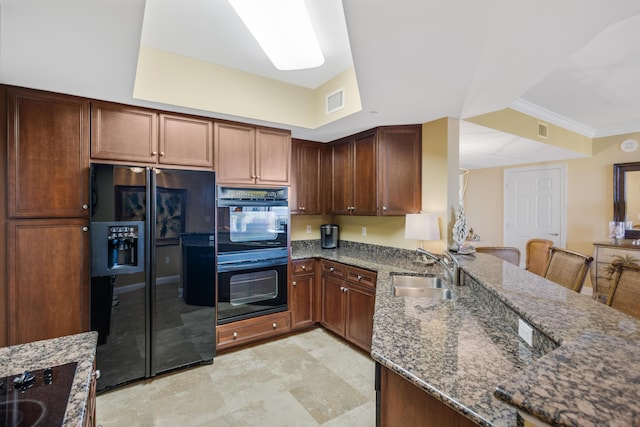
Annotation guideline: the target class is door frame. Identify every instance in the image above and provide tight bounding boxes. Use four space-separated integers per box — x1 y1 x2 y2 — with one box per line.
503 164 567 260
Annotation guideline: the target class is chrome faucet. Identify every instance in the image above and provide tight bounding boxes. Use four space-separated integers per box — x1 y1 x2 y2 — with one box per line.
416 248 461 286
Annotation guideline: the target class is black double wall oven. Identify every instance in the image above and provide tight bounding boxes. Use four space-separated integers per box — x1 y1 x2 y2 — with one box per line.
216 187 289 324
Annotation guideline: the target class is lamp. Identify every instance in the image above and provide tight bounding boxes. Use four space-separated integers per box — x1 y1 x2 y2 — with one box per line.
229 0 325 71
405 213 441 265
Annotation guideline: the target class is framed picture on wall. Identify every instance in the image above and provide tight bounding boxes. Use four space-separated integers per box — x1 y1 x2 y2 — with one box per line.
115 185 186 245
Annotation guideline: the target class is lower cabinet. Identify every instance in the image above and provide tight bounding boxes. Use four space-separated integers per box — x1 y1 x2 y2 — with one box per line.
7 218 90 345
376 363 478 427
83 362 99 427
290 258 317 330
216 311 291 351
320 260 376 352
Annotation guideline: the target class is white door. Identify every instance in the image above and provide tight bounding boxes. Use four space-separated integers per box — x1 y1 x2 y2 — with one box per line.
504 164 566 266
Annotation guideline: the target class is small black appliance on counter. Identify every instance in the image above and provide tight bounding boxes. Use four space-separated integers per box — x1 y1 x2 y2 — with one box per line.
321 224 339 249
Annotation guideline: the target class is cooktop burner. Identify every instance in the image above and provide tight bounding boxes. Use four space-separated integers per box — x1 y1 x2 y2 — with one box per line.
0 362 77 427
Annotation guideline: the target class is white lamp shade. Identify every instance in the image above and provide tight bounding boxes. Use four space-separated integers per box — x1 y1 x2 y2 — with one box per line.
404 213 441 241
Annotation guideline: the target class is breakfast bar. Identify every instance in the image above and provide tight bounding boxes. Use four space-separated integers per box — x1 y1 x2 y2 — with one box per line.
292 241 640 426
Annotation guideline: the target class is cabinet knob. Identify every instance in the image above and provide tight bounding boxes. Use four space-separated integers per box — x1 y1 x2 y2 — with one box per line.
301 265 306 270
330 267 335 272
292 281 297 286
256 175 260 180
159 152 165 157
92 369 101 380
82 227 89 232
272 322 277 329
357 275 362 281
82 204 88 210
152 151 158 156
233 332 238 338
383 206 387 211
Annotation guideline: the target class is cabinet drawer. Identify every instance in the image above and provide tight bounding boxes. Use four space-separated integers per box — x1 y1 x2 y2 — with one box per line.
217 312 291 349
321 260 346 278
346 266 377 288
596 247 640 264
292 258 315 275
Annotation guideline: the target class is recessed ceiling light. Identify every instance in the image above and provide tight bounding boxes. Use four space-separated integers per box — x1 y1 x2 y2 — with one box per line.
229 0 325 71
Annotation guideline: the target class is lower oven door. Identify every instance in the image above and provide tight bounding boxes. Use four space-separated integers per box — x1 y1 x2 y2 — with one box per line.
217 256 288 324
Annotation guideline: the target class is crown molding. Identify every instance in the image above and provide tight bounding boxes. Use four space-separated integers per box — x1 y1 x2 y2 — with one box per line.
510 98 597 138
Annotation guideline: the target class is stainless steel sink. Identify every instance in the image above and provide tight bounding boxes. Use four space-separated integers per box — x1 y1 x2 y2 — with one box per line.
391 274 453 300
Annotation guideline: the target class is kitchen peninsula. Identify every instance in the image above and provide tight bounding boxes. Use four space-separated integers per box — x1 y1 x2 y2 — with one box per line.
292 241 640 426
0 331 98 427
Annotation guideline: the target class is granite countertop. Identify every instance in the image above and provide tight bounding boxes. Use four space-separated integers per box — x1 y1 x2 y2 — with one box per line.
0 331 98 426
291 241 640 426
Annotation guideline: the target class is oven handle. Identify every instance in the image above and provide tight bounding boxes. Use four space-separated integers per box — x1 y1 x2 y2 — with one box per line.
217 257 288 272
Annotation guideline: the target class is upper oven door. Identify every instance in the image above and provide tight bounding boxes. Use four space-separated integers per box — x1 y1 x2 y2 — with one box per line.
217 204 288 252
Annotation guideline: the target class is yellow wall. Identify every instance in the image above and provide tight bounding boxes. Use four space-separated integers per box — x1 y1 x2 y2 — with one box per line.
464 131 640 258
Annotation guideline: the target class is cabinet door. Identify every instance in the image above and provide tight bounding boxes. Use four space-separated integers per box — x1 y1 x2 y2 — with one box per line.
159 114 213 168
8 88 90 218
345 283 375 352
291 274 315 330
91 101 158 164
255 127 291 186
331 140 352 215
7 219 90 345
321 274 346 336
214 122 256 184
352 132 377 215
378 126 422 215
291 140 322 215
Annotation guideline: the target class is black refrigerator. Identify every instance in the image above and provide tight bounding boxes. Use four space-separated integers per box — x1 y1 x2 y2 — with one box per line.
89 164 216 392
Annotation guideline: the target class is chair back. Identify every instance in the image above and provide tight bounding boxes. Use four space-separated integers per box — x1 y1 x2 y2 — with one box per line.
525 239 553 276
476 246 521 266
543 247 594 292
607 263 640 319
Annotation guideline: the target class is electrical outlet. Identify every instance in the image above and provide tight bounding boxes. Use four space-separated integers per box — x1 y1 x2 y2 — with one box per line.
165 256 170 264
518 318 533 346
306 225 312 234
362 227 367 236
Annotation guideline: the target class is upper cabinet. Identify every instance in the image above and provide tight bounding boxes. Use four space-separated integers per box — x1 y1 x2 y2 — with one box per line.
91 101 213 168
329 125 421 216
8 87 90 218
377 125 422 215
290 139 323 215
215 122 291 186
331 132 377 215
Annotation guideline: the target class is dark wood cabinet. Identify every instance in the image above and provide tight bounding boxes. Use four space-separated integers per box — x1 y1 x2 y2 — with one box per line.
91 102 214 168
159 113 214 168
329 125 421 216
4 87 90 346
216 311 291 351
320 260 376 352
377 364 477 427
290 258 316 330
91 101 158 164
330 133 377 215
377 125 422 215
8 87 90 218
215 122 291 186
290 139 323 215
7 219 90 345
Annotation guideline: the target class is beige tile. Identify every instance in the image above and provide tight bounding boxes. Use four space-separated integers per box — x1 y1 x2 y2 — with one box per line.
95 328 375 426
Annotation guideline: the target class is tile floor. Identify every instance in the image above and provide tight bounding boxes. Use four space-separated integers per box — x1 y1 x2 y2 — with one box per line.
96 328 376 426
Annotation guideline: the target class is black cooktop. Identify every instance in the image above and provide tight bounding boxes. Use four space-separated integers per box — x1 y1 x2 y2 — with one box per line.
0 362 77 427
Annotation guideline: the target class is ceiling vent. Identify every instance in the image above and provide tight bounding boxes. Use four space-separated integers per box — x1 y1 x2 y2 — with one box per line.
537 122 549 139
326 88 344 114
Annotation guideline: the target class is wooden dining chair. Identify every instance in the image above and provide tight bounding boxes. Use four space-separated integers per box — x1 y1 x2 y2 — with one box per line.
475 246 521 266
607 263 640 319
543 247 594 293
525 239 553 276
